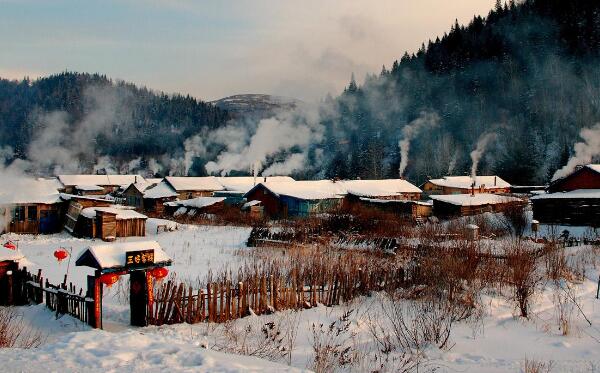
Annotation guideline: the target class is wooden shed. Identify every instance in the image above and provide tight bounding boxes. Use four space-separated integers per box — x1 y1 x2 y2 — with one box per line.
356 197 433 222
141 182 178 214
430 193 524 218
422 176 511 195
73 206 147 240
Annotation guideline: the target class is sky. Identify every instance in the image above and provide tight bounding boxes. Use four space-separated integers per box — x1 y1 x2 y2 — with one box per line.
0 0 496 102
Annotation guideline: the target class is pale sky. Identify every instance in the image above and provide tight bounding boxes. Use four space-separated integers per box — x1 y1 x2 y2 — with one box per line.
0 0 496 102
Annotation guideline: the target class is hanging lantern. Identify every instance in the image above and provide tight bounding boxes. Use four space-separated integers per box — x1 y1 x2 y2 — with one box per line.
53 249 68 262
3 241 16 250
99 273 119 287
151 267 169 280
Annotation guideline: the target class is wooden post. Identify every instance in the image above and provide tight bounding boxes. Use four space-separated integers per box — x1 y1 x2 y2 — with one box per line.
206 283 212 322
238 282 244 317
225 281 231 321
211 283 218 322
146 271 154 325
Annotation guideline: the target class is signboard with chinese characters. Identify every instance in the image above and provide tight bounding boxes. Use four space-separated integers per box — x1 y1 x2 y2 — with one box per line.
125 249 155 268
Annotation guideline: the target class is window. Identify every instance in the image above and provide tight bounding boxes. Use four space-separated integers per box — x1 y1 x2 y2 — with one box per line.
13 206 25 222
27 205 37 221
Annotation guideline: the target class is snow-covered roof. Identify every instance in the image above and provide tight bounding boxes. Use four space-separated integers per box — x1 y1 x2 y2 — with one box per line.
360 197 432 206
60 193 114 203
146 178 164 184
166 196 226 209
164 176 223 192
217 176 295 193
430 193 521 206
249 180 347 200
75 184 104 191
57 174 146 187
76 240 171 270
242 200 262 209
0 178 62 205
0 247 25 262
586 164 600 174
531 189 600 200
143 182 178 199
342 179 422 197
426 176 511 189
80 206 147 220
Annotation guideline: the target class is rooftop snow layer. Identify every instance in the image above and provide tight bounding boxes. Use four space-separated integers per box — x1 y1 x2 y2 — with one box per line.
430 193 521 206
217 176 295 192
76 240 170 270
74 184 104 191
427 176 510 189
166 197 226 209
0 178 62 205
58 174 146 187
164 176 223 191
143 182 178 199
360 197 432 206
80 206 148 220
342 179 422 196
586 164 600 174
251 180 347 200
531 189 600 200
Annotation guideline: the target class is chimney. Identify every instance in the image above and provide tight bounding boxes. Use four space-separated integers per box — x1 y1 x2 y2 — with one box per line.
264 176 267 183
494 176 497 186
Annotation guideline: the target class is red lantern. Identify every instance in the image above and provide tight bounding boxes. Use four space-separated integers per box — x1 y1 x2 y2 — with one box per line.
151 267 169 280
3 241 16 250
99 273 119 287
54 249 68 262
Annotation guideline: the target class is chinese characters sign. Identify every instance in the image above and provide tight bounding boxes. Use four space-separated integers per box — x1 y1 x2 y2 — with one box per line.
126 249 155 268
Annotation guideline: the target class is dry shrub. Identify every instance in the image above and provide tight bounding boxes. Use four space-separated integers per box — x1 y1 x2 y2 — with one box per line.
213 318 287 361
0 307 45 348
505 240 544 318
310 309 355 373
522 358 554 373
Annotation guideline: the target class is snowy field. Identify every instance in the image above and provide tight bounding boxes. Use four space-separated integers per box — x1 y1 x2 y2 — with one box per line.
1 219 600 372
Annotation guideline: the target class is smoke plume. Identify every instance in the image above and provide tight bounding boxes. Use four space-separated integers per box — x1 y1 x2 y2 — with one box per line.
552 123 600 181
398 112 439 177
470 132 497 179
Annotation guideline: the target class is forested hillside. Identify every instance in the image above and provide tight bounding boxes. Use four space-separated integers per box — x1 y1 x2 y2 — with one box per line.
319 0 600 185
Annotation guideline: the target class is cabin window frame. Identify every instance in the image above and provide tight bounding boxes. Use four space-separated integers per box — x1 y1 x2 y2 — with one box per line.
27 205 38 222
13 206 25 222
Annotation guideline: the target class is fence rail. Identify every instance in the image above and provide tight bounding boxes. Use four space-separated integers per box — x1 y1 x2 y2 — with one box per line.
19 268 94 326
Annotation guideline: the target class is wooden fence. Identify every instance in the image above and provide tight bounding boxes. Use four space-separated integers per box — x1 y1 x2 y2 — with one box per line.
19 268 94 326
150 263 408 326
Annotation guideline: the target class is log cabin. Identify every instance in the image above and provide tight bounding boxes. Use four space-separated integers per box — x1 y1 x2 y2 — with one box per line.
532 164 600 227
244 180 346 218
430 193 524 217
421 176 511 195
0 178 64 234
163 176 224 199
73 206 147 240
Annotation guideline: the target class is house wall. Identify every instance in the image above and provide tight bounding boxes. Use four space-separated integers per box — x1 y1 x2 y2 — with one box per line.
532 198 600 227
547 168 600 193
422 182 509 195
177 190 215 200
6 203 62 234
124 188 144 209
245 186 285 218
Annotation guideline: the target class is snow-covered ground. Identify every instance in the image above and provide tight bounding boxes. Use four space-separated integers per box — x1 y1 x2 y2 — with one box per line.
2 219 600 372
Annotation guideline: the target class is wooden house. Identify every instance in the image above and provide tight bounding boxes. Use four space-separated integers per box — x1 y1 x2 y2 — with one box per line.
421 176 511 195
163 176 224 199
430 193 524 218
244 180 346 218
57 174 147 195
73 206 147 240
0 178 64 235
547 164 600 193
216 176 295 205
342 179 422 201
140 182 178 214
532 165 600 227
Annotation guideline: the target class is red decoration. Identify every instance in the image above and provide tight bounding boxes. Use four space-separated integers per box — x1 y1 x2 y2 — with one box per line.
3 241 16 250
53 249 68 262
151 267 169 280
99 273 119 287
